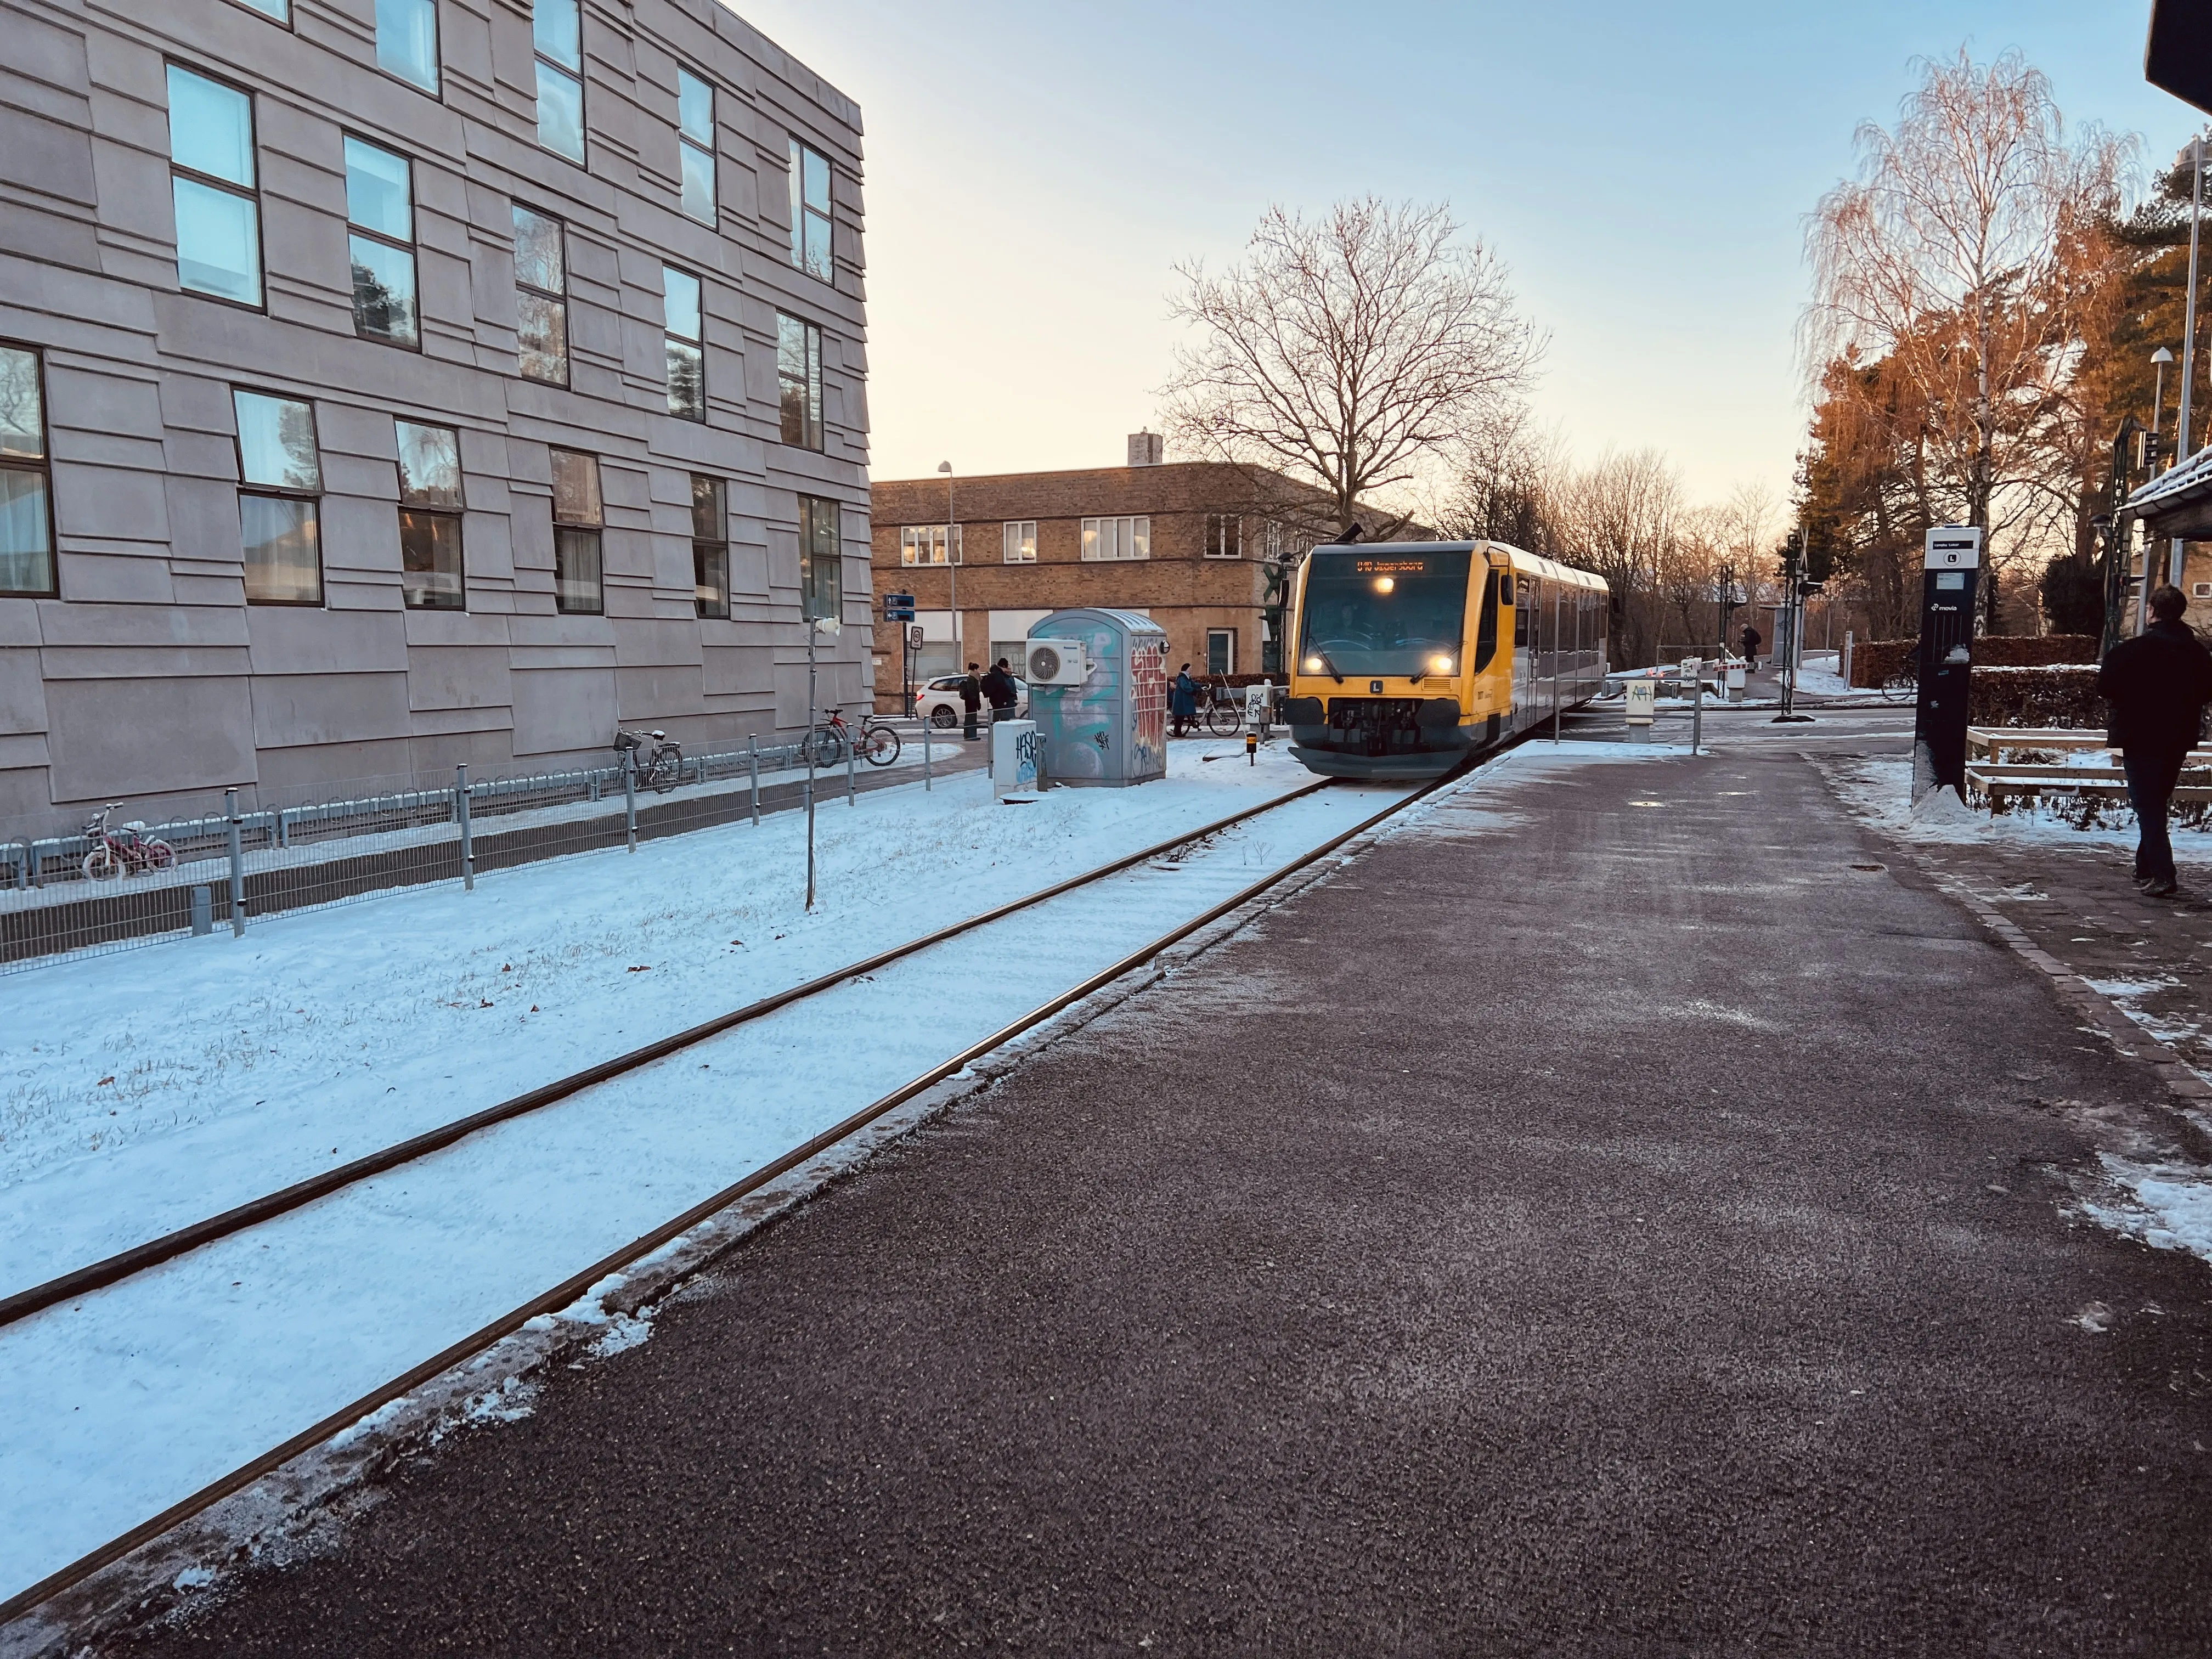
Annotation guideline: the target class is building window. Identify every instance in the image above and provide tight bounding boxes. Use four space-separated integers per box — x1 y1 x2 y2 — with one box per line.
345 137 419 349
234 389 321 605
1081 516 1149 561
664 267 704 421
167 65 262 308
228 0 289 20
513 205 568 383
777 313 822 449
549 448 601 613
799 494 840 622
678 69 715 226
1207 628 1235 675
1205 514 1243 558
0 345 55 597
900 525 961 566
693 473 727 619
533 0 584 162
396 419 463 609
1001 521 1036 563
376 0 439 93
787 138 832 280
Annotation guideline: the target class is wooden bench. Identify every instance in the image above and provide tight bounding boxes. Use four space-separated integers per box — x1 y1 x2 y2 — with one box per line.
1967 726 2212 764
1965 763 2212 804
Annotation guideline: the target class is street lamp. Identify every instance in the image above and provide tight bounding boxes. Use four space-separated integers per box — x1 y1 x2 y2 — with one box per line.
2153 345 2176 463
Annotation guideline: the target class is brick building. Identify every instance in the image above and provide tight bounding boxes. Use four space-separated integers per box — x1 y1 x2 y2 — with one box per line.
868 438 1368 708
0 0 868 825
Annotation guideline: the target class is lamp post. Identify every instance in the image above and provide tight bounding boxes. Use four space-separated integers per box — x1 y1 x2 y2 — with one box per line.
2173 136 2205 590
2142 345 2178 637
2153 345 2175 459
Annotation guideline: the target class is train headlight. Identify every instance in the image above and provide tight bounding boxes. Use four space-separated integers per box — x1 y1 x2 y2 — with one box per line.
1303 655 1324 673
1430 654 1455 675
1374 577 1395 594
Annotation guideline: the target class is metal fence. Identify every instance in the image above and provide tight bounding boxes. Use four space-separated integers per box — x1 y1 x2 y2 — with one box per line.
0 723 949 974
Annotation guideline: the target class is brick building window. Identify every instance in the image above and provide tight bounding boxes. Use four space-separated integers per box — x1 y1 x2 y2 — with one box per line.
799 495 840 622
693 473 728 619
513 205 568 383
678 69 716 225
900 525 960 566
396 419 464 609
788 138 832 280
1205 514 1243 557
234 389 322 605
1207 628 1235 675
376 0 439 93
550 447 602 614
167 65 263 308
1081 516 1148 561
664 267 704 420
1001 520 1036 563
533 0 585 162
777 314 822 448
346 137 419 348
0 344 55 597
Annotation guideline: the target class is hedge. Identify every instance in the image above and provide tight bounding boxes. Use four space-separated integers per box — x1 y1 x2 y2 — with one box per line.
1968 666 2104 729
1847 633 2097 687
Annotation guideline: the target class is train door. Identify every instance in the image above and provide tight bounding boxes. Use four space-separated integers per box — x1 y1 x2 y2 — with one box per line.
1511 573 1534 730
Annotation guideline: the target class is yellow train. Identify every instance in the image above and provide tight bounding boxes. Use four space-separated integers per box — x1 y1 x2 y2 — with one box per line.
1282 540 1611 779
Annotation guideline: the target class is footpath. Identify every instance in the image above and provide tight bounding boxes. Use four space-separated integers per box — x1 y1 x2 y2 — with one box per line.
109 730 2212 1657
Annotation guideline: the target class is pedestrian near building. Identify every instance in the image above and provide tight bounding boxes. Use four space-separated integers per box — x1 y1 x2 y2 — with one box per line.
2096 584 2212 897
960 663 983 741
983 658 1018 725
1171 664 1199 738
1740 625 1761 672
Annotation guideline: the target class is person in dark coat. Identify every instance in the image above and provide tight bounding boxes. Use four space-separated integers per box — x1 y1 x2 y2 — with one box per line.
2097 584 2212 896
981 657 1018 723
1170 663 1199 737
959 662 983 741
1740 624 1761 671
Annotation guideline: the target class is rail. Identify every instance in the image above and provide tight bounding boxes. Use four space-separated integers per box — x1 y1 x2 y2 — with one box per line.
0 758 1470 1628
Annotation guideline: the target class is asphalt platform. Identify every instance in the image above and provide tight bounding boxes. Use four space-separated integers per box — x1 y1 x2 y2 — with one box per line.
118 717 2212 1656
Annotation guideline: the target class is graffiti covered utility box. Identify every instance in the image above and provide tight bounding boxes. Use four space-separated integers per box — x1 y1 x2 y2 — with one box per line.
1024 608 1168 787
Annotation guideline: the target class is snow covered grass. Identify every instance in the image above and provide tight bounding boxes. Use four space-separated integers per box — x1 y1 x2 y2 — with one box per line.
0 745 1423 1604
0 741 1308 1290
1821 753 2212 855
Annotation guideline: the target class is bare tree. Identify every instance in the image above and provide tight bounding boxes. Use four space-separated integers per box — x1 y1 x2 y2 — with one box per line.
1163 199 1543 539
1803 48 2131 620
1558 449 1686 668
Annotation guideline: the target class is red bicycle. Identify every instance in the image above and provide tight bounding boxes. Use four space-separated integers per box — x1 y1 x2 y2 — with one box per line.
81 804 176 881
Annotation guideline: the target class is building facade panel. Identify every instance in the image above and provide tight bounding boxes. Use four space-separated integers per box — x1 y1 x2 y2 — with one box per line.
0 0 869 828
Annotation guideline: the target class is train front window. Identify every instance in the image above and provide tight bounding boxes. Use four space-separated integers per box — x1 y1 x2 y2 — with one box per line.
1299 549 1472 678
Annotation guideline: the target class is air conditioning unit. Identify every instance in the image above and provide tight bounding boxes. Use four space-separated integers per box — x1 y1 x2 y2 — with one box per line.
1026 638 1087 685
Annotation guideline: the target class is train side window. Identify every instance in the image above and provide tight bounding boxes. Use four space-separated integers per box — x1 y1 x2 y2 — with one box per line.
1514 578 1531 648
1473 569 1499 670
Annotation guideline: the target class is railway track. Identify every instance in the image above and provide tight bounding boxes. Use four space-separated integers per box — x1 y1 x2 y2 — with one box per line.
0 760 1465 1629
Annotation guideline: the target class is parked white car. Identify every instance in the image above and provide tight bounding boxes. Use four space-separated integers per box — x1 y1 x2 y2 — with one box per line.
913 674 1029 727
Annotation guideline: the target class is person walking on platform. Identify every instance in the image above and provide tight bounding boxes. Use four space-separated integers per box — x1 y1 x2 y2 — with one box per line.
1171 663 1199 738
960 662 983 741
1740 624 1761 672
2097 584 2212 897
982 657 1018 726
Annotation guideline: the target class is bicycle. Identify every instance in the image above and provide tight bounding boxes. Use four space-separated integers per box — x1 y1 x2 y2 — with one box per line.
1878 646 1920 703
80 804 176 881
807 707 902 768
613 728 684 793
1189 679 1244 737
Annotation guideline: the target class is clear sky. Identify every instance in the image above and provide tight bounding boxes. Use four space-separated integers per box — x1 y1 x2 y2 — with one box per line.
731 0 2194 507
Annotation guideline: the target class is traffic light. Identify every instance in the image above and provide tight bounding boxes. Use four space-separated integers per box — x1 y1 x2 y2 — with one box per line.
1798 580 1825 597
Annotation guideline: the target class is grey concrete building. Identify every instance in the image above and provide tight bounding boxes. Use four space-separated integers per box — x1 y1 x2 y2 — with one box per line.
0 0 871 825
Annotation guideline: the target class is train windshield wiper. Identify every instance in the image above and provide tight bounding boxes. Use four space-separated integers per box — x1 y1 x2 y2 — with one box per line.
1311 647 1344 683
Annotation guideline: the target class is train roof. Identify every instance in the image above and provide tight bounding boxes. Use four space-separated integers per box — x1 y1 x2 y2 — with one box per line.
1306 540 1608 590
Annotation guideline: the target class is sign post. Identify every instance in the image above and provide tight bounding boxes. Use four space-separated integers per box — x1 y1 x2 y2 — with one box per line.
1912 525 1982 803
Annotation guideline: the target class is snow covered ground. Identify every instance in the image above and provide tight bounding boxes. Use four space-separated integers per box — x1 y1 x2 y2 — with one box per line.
1819 752 2212 856
0 740 1432 1603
